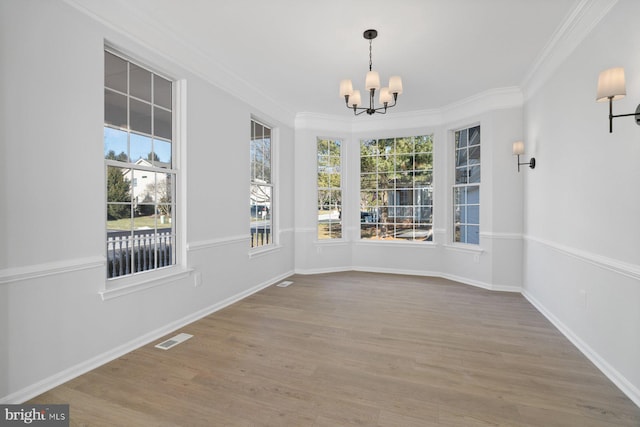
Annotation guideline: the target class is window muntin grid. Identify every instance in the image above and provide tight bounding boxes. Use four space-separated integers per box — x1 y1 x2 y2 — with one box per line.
104 50 176 279
360 135 434 241
453 125 480 244
317 138 342 239
250 120 273 248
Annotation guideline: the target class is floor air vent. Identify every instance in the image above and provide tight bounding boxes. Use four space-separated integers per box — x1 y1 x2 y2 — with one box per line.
276 280 293 288
155 333 193 350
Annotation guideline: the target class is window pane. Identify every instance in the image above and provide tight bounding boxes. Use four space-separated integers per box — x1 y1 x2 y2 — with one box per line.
154 107 172 140
455 167 468 184
361 139 378 156
130 64 152 102
415 152 432 170
455 148 467 167
154 139 172 166
467 205 480 224
105 90 127 128
466 226 480 244
469 126 480 146
104 127 128 161
414 171 432 186
397 154 413 171
468 145 480 165
395 138 413 154
415 135 432 153
130 133 153 163
379 138 394 154
105 52 127 93
361 155 377 173
467 186 480 204
456 129 468 149
107 166 131 203
130 99 152 135
469 165 481 183
154 75 172 109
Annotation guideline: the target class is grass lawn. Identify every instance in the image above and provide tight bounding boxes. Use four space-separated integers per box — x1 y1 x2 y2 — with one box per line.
107 215 171 231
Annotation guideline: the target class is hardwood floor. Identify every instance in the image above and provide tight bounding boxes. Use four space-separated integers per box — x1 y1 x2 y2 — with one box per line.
30 272 640 426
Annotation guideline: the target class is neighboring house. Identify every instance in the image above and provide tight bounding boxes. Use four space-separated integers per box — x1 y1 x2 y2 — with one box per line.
122 158 171 211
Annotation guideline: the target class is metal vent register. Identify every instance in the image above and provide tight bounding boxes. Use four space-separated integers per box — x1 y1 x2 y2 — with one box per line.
155 333 193 350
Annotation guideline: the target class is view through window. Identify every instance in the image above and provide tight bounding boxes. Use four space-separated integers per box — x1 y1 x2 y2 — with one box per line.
360 135 434 241
317 138 342 239
104 50 176 279
453 125 480 244
250 120 273 248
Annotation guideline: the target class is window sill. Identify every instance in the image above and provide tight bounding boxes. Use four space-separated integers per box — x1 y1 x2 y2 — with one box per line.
443 243 485 254
248 244 282 259
356 239 438 248
314 239 348 245
100 266 192 301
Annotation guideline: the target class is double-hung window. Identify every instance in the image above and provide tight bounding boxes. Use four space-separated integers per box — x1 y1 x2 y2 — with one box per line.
453 125 480 244
317 138 342 239
250 119 273 248
360 135 434 241
104 50 176 279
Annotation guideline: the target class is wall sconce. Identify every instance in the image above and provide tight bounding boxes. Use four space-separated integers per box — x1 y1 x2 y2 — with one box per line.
596 67 640 133
513 141 535 172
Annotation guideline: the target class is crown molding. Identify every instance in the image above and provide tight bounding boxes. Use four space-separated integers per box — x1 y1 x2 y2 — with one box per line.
295 86 523 133
521 0 618 100
63 0 297 127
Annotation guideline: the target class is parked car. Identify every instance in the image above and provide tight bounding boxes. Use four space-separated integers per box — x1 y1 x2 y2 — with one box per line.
361 211 373 223
251 205 269 217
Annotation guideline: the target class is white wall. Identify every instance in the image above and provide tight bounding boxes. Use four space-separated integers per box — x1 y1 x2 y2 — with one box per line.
522 0 640 406
0 0 295 402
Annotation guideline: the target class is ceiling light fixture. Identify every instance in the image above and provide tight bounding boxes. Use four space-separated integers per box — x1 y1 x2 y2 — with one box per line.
339 29 403 116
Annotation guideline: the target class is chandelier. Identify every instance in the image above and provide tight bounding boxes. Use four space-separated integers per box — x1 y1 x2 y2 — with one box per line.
339 29 403 116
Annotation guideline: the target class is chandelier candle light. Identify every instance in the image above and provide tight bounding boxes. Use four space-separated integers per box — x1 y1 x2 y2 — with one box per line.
340 29 403 116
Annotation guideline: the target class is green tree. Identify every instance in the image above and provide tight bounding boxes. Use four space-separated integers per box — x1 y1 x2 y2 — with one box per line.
147 152 160 162
106 165 131 220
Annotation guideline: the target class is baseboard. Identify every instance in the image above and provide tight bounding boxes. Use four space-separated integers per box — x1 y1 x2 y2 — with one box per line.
1 270 294 404
439 272 520 292
296 265 521 292
522 290 640 408
294 266 353 275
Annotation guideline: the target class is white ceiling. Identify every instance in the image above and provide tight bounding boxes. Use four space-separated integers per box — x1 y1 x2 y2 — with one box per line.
69 0 580 118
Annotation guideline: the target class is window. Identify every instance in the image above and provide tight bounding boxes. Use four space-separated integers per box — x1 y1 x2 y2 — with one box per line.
453 125 480 244
360 135 434 241
104 50 176 279
317 138 342 239
250 119 273 248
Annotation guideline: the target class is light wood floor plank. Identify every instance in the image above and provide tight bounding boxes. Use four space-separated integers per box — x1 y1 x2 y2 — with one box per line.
29 271 640 425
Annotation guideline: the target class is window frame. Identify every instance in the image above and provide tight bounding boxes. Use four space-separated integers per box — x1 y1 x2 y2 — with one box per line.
250 117 276 252
101 47 187 300
452 124 481 246
359 134 435 243
317 137 344 241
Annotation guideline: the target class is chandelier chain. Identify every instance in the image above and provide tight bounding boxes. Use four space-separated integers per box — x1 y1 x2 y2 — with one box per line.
369 39 373 72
